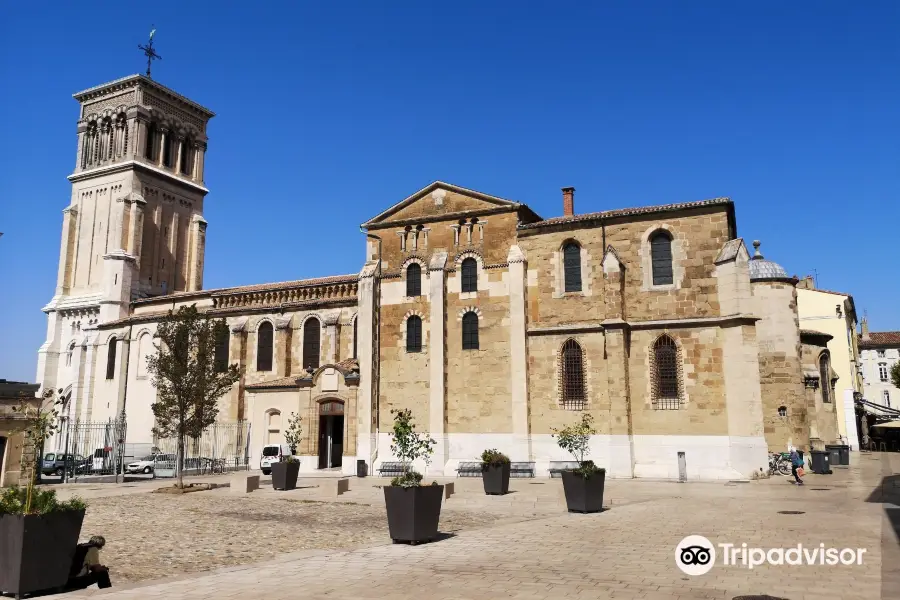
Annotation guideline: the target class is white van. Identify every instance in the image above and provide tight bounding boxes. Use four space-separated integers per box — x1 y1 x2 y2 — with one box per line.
260 444 291 475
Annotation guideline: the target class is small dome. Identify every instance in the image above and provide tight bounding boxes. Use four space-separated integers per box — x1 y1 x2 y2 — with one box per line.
749 240 790 281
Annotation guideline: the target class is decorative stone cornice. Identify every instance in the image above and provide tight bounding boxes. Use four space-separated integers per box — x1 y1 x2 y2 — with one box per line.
68 160 210 195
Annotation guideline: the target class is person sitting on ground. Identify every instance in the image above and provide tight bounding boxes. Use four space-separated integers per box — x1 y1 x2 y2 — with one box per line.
66 535 112 590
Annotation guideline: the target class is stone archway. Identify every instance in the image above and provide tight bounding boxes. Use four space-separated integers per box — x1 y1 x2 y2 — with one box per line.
317 399 344 469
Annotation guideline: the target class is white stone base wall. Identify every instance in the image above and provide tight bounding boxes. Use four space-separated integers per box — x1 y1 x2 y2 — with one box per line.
365 433 768 481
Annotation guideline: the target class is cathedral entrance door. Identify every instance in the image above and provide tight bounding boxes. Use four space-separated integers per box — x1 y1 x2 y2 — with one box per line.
317 401 344 469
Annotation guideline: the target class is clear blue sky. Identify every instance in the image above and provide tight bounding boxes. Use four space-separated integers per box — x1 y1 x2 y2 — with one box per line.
1 2 898 382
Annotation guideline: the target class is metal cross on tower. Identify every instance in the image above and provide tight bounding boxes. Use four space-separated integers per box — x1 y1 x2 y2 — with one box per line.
138 27 162 78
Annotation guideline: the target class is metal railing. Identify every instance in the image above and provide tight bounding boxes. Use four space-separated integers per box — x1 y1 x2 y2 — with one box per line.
48 417 128 482
152 421 251 478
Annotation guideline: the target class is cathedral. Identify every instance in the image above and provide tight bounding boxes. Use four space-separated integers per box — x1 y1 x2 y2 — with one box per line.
34 74 843 482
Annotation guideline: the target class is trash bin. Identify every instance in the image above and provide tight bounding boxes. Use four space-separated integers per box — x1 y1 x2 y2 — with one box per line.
810 450 831 475
357 459 368 478
824 445 842 468
838 445 850 466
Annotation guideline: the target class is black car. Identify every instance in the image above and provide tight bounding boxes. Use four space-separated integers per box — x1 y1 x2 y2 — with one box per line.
41 452 89 477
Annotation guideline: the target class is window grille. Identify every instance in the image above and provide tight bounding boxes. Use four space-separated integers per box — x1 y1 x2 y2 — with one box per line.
560 339 586 410
652 335 681 409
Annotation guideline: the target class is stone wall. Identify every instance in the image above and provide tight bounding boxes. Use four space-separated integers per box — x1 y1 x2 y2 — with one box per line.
752 281 809 451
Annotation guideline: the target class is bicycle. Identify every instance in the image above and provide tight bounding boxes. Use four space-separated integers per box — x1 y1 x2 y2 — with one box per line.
768 452 792 476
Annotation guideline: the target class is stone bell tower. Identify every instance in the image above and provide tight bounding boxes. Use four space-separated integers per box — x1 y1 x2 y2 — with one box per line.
36 73 215 393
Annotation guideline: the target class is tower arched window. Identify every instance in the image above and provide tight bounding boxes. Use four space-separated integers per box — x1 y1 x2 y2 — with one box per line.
303 318 321 370
652 335 681 409
650 230 674 285
256 321 273 372
560 339 586 410
563 242 582 292
214 323 230 373
66 342 76 367
144 123 157 161
819 354 832 403
462 312 479 350
106 337 117 380
461 258 478 293
406 316 423 353
352 317 358 360
180 139 193 176
406 263 422 297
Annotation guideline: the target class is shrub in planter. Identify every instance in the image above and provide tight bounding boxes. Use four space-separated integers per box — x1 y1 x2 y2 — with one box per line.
552 414 606 513
383 409 444 545
1 389 89 596
480 449 511 495
0 482 88 595
271 456 300 491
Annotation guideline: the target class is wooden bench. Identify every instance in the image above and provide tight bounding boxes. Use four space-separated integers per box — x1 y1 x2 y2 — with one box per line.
456 461 483 477
456 461 536 477
510 462 535 478
549 461 579 478
376 462 409 477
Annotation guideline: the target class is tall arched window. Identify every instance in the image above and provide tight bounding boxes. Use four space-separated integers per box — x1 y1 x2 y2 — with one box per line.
406 263 422 297
106 337 117 380
819 354 832 403
652 335 680 409
256 321 273 372
406 316 423 352
563 242 582 292
214 323 230 373
560 339 586 410
462 312 479 350
303 317 321 370
461 258 478 293
266 410 281 445
352 317 358 360
650 230 674 285
144 123 156 161
66 342 76 367
180 140 193 176
136 333 151 377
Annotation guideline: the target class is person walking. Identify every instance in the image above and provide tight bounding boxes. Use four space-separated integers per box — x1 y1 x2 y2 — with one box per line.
789 447 804 485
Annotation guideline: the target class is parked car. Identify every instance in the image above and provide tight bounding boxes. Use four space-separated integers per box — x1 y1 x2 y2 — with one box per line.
41 452 88 477
125 455 162 474
260 444 291 475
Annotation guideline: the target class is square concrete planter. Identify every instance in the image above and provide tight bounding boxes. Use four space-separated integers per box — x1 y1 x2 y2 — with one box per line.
383 485 444 544
0 509 86 596
271 461 300 491
561 469 606 513
482 463 511 495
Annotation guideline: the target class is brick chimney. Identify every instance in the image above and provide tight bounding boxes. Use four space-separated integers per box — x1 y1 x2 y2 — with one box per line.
562 187 575 217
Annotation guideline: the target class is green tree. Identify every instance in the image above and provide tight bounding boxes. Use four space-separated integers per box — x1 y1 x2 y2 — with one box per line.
552 413 600 478
12 389 63 513
283 412 303 455
146 305 241 488
891 362 900 390
389 409 436 487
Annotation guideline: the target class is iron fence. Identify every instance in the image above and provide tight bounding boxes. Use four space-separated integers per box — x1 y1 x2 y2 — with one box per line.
46 417 128 481
152 421 251 477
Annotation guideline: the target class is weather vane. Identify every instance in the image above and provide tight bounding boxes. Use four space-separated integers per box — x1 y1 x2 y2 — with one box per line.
138 27 161 78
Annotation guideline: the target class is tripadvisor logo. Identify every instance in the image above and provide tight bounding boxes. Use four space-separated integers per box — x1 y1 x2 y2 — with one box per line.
676 536 867 575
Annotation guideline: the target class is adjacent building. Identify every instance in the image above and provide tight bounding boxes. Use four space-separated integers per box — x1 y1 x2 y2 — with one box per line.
34 73 845 482
859 321 900 409
0 379 41 487
796 277 863 449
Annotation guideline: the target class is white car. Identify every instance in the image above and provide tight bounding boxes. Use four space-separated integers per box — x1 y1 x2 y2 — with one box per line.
126 454 166 474
260 444 291 475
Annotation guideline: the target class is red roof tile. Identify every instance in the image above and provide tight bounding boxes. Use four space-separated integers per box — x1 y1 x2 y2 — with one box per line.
859 331 900 348
517 197 731 230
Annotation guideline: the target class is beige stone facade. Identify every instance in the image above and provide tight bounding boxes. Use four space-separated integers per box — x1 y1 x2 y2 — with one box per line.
0 380 41 487
36 75 844 481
